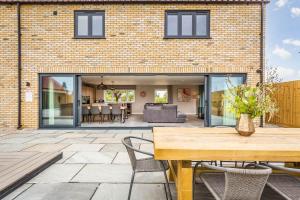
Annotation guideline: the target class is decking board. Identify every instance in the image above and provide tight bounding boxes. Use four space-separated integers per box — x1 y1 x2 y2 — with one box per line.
0 151 62 199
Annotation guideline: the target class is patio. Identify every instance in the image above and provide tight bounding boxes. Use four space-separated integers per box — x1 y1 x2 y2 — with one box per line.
0 128 294 200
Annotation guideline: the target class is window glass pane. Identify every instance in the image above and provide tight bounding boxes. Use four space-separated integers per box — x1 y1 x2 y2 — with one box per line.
196 14 207 36
77 15 88 36
181 15 193 36
104 90 113 102
167 15 178 36
92 15 103 36
210 76 244 126
154 89 168 103
127 90 135 102
41 76 74 126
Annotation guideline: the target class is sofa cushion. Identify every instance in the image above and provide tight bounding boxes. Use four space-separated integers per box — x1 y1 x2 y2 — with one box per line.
146 105 162 110
163 104 177 110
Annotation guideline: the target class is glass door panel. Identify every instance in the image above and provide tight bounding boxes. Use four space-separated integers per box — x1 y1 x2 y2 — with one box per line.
209 75 244 126
41 76 75 127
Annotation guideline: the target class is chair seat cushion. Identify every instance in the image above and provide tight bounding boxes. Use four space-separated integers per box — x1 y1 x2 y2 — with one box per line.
136 158 169 172
267 174 300 200
200 173 224 200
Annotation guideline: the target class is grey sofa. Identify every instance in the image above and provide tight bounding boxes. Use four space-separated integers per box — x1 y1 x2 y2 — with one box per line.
143 104 186 123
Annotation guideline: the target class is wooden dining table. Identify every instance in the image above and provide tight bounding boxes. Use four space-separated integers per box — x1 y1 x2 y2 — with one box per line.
153 127 300 200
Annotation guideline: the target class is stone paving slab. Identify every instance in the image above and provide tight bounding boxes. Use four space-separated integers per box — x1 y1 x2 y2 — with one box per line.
29 164 84 183
26 137 65 144
113 152 130 164
100 143 140 152
12 183 98 200
72 164 132 183
57 133 90 139
91 183 167 200
60 137 96 144
23 144 70 152
2 184 33 200
86 133 115 138
114 132 143 139
63 144 104 152
0 137 35 144
65 152 116 164
92 137 124 144
56 151 76 164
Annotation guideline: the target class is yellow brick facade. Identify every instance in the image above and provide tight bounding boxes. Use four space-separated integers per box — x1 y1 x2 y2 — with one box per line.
0 3 263 128
0 4 18 128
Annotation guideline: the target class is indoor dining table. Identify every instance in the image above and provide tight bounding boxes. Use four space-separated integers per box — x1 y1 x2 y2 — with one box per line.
153 127 300 200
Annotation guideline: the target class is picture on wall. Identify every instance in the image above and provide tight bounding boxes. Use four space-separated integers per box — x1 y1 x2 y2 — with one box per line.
177 88 192 102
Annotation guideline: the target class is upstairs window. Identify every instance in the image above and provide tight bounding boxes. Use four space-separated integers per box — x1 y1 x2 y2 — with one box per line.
165 11 210 38
74 11 105 38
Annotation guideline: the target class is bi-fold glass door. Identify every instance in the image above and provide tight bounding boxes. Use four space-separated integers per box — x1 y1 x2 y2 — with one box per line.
39 75 76 128
204 74 246 127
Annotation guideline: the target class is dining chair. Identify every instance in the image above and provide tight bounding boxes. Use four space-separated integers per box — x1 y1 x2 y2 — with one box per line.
263 162 300 200
90 106 100 122
101 105 111 122
193 162 272 200
112 104 122 122
122 136 172 200
82 106 91 122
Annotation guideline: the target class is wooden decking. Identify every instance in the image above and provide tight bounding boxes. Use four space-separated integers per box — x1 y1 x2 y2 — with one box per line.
0 151 62 199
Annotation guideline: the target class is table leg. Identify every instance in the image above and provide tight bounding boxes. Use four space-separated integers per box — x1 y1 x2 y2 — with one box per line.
121 110 125 123
177 161 193 200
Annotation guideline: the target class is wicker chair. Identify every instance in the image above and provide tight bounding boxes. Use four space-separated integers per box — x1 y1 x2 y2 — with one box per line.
193 162 272 200
263 163 300 200
122 136 172 200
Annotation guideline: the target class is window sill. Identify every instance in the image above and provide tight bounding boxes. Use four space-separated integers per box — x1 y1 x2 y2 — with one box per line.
164 36 212 39
73 36 106 39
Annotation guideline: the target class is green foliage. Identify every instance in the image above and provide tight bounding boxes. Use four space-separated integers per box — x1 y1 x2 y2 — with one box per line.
224 79 278 120
104 90 135 103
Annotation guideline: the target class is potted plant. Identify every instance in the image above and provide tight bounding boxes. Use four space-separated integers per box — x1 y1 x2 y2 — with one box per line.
224 78 278 136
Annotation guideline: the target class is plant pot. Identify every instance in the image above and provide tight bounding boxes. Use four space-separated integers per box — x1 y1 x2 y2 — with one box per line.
236 114 255 136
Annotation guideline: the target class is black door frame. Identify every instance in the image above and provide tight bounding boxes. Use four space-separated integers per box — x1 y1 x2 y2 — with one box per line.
39 73 247 128
39 74 77 128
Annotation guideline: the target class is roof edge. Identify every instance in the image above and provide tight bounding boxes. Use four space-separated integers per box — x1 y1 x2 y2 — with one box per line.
0 0 270 4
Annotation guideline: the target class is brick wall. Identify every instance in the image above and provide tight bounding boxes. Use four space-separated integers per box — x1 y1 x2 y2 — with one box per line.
0 3 262 128
0 4 18 128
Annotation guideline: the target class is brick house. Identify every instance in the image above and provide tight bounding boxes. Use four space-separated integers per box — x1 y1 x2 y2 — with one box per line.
0 0 267 129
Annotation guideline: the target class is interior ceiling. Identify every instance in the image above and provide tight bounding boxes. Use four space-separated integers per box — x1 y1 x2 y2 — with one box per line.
81 75 204 86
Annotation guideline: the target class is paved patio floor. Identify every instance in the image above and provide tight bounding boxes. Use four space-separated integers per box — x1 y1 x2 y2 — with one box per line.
0 129 285 200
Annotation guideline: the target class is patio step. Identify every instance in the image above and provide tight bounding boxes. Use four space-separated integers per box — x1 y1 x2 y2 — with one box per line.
0 151 62 199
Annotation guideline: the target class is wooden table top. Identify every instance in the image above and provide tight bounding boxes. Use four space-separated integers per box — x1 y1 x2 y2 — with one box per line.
153 127 300 162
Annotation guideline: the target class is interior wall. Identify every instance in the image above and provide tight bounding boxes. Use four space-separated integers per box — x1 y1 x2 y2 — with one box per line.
172 85 199 115
132 85 167 114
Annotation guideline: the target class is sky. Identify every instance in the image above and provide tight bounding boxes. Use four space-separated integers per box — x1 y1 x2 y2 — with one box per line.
267 0 300 81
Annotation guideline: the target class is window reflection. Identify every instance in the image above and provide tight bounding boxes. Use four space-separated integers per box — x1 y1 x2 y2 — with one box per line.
41 76 74 126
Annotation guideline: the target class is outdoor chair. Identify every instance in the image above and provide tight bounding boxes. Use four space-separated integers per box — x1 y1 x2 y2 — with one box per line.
193 162 272 200
100 105 111 122
82 106 91 122
263 162 300 200
90 106 101 122
122 136 172 200
112 104 122 122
